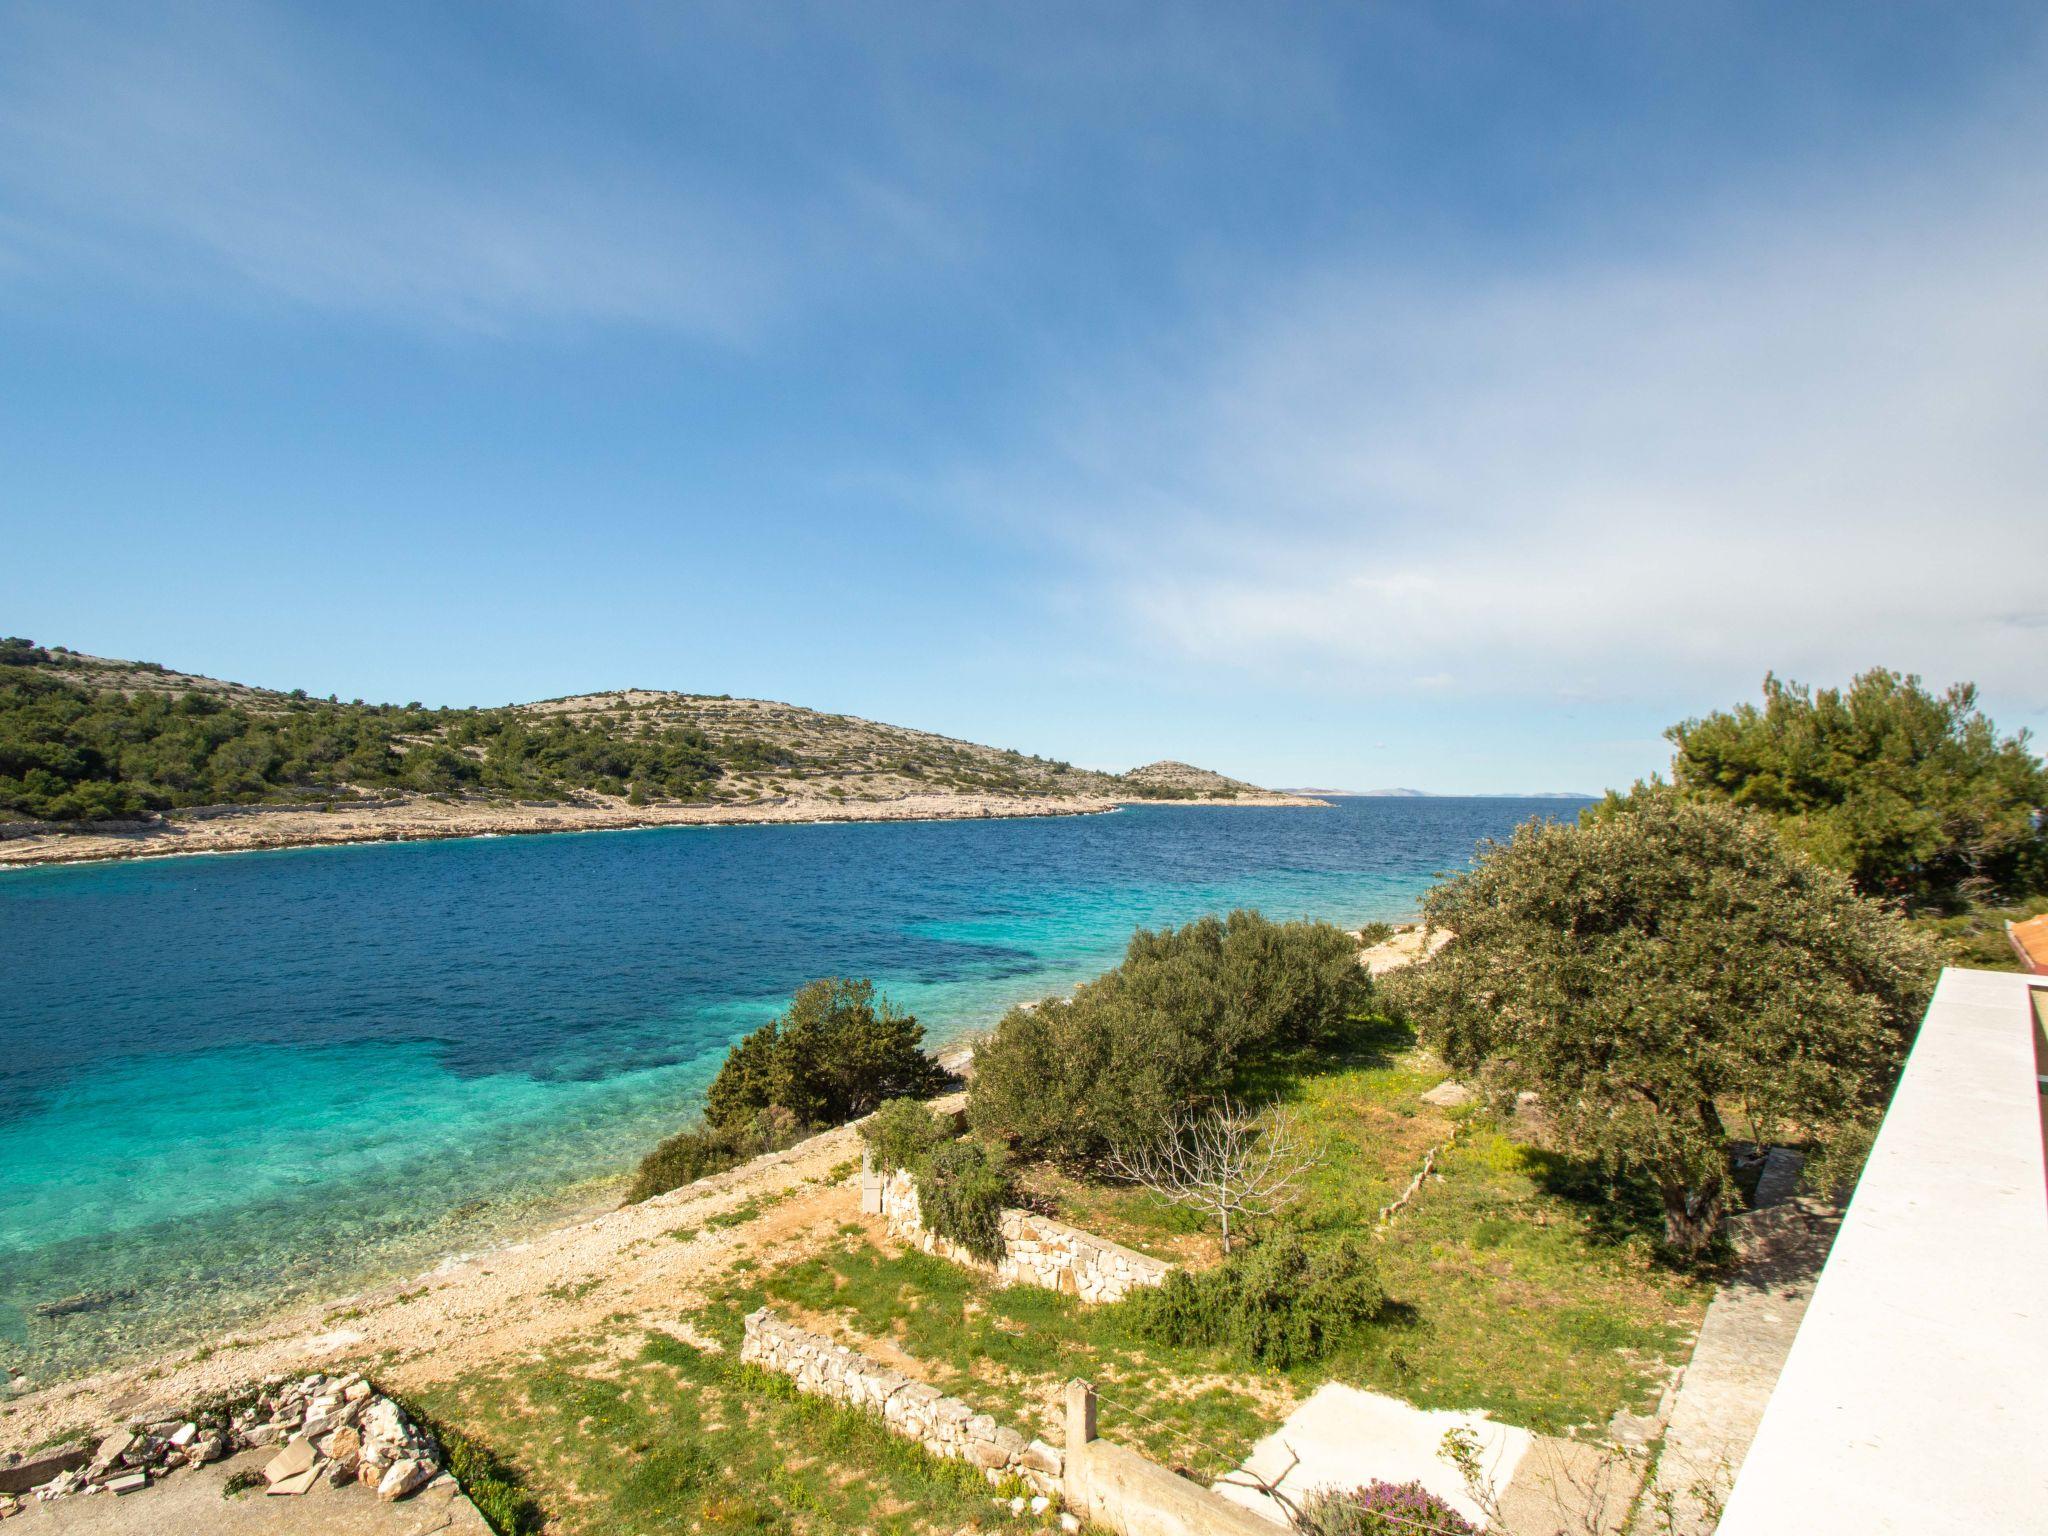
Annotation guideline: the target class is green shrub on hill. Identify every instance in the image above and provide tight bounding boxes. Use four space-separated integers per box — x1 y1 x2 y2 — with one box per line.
624 1106 803 1204
1613 669 2048 908
703 978 945 1130
0 650 803 821
627 978 945 1205
859 1096 953 1174
1121 1227 1386 1368
969 911 1369 1166
915 1140 1012 1263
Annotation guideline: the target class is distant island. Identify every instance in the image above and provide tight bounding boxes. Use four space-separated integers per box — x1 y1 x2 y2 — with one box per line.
1280 787 1594 800
0 638 1321 867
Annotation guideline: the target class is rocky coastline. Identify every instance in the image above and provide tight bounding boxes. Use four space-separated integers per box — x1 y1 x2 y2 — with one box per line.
0 787 1323 870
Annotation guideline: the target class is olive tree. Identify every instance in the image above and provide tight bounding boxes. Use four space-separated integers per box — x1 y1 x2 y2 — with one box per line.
1387 791 1938 1257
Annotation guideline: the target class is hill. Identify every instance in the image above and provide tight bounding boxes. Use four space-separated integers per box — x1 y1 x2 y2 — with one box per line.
0 638 1317 863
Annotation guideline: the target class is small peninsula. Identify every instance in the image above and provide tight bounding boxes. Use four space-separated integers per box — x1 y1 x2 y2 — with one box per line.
0 639 1320 868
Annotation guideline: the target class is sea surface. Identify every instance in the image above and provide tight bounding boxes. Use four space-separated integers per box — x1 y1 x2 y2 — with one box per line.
0 795 1581 1384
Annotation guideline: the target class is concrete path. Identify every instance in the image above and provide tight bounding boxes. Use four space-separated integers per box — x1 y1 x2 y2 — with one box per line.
1640 1150 1840 1535
1213 1381 1532 1528
10 1448 491 1536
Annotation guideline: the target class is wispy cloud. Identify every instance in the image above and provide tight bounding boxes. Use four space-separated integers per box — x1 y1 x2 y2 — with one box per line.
966 71 2048 709
0 3 886 335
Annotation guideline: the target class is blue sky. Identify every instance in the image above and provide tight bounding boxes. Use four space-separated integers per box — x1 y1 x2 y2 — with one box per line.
3 2 2044 793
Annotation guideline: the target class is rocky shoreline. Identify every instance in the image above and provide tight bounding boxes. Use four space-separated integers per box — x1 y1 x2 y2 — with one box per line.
0 789 1323 870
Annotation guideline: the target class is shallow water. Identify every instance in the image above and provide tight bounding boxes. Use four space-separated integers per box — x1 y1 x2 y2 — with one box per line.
0 796 1578 1382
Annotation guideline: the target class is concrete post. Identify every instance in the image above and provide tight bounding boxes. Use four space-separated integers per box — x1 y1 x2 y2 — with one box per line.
1065 1379 1097 1446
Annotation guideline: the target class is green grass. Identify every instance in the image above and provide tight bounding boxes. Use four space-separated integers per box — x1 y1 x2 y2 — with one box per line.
695 1237 1275 1479
388 1392 546 1535
409 1331 1040 1536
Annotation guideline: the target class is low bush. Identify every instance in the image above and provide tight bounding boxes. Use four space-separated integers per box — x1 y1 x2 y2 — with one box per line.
631 976 947 1205
1122 1228 1386 1368
704 977 945 1130
916 1140 1012 1263
1355 921 1396 947
860 1096 952 1174
221 1468 265 1498
624 1106 803 1205
1298 1481 1475 1536
970 911 1370 1167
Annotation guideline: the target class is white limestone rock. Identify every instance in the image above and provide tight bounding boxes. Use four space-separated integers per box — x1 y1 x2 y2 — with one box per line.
377 1458 434 1502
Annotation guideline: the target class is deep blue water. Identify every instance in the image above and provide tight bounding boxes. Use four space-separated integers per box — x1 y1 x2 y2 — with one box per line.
0 796 1580 1381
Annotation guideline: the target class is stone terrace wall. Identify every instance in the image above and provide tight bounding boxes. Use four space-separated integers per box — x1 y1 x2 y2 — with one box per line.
877 1169 1170 1303
739 1308 1062 1497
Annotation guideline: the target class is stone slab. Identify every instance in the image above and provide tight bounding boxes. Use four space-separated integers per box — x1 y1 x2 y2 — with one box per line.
0 1446 90 1496
266 1467 320 1497
1213 1381 1532 1529
263 1441 316 1486
9 1449 492 1536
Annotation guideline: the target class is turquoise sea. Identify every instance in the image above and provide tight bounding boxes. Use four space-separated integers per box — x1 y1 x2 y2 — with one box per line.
0 796 1580 1384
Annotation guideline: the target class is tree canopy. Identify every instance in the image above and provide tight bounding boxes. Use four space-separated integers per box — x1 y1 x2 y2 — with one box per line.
1387 791 1937 1256
969 910 1370 1167
1651 670 2048 907
702 977 945 1130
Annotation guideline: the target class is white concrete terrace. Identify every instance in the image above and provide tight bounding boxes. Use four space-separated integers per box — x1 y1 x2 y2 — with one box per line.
1715 967 2048 1535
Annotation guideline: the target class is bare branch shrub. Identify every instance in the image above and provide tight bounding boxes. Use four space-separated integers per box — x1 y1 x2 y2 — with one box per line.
1109 1096 1318 1253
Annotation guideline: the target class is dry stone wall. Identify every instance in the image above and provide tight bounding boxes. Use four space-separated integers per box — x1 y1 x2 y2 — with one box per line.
739 1309 1062 1497
877 1169 1170 1303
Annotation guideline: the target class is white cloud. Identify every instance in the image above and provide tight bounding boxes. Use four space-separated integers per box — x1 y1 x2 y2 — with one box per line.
0 3 873 335
980 85 2048 711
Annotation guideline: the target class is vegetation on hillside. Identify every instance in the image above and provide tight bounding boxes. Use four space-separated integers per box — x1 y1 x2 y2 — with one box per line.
911 1139 1014 1263
693 1011 1708 1461
856 1096 953 1176
411 1330 1044 1536
703 978 945 1129
856 1098 1013 1260
1387 791 1939 1255
0 637 1283 823
1122 1225 1387 1367
0 644 782 819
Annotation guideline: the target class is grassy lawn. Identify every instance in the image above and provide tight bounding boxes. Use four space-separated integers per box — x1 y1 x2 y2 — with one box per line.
409 1328 1041 1536
412 1017 1707 1532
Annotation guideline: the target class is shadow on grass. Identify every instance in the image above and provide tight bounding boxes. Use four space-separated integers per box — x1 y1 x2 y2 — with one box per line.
388 1392 547 1536
1238 1012 1415 1101
1520 1147 1730 1272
